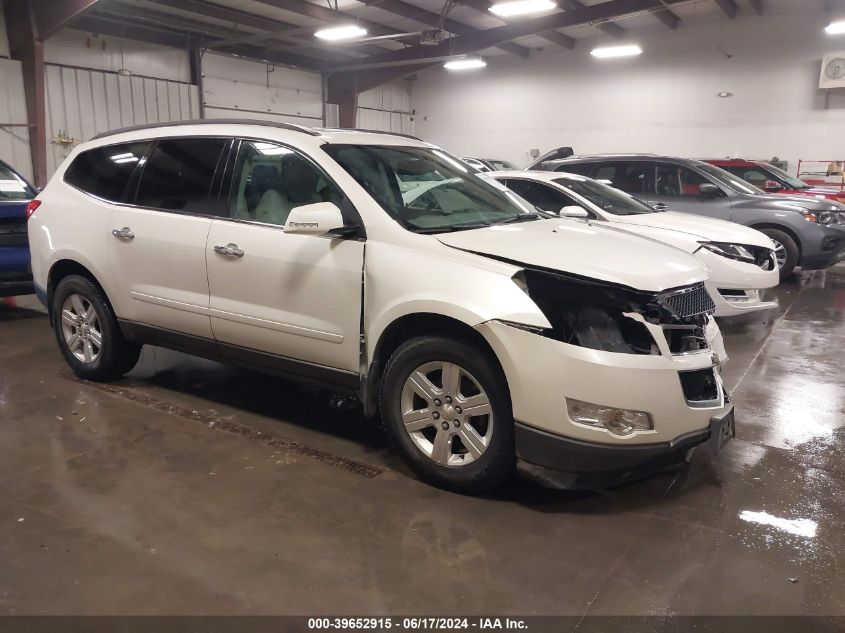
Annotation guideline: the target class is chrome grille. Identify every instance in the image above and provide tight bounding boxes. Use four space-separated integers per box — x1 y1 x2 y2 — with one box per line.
657 283 715 320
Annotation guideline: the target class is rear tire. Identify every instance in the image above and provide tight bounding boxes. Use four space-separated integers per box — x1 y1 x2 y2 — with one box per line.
51 275 141 381
380 336 515 494
759 228 798 280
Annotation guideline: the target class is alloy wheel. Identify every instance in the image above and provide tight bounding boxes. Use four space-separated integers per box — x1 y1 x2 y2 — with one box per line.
400 361 494 467
60 293 103 363
771 239 787 269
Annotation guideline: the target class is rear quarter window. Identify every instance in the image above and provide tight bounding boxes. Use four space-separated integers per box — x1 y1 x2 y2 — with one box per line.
64 142 151 202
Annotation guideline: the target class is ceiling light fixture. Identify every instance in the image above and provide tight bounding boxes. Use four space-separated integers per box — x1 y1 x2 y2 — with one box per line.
444 57 487 70
825 20 845 35
590 44 643 59
314 25 368 41
489 0 556 17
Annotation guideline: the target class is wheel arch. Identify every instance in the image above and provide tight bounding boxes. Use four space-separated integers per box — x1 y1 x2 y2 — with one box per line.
361 312 508 419
47 259 112 326
749 223 803 258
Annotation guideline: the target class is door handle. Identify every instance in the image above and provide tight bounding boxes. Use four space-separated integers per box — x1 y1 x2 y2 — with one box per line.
651 203 668 211
112 227 135 240
214 243 245 258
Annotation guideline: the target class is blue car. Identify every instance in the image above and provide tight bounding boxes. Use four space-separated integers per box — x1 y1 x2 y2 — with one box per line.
0 158 36 297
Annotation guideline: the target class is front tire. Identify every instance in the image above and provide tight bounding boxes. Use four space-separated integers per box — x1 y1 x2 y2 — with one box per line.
52 275 141 381
380 336 515 494
759 228 798 280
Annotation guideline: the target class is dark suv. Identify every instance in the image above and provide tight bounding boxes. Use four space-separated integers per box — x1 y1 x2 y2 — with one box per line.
0 159 36 297
529 154 845 279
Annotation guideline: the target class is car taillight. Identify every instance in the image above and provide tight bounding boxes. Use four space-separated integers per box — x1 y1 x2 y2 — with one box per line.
25 199 42 219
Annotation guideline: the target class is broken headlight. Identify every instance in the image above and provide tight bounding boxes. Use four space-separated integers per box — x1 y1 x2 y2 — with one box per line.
511 269 662 355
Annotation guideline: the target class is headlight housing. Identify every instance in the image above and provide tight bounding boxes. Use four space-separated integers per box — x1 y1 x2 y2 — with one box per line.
698 242 775 270
566 398 653 436
800 209 841 225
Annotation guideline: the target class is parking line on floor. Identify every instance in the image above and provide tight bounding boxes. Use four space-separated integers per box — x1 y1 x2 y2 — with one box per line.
58 371 387 479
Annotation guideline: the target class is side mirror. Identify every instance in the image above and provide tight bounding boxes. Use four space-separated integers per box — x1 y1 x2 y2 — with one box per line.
699 183 720 196
284 202 346 236
763 180 783 193
560 205 589 218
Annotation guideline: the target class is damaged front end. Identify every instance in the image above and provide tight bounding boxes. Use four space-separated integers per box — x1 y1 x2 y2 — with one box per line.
509 268 717 357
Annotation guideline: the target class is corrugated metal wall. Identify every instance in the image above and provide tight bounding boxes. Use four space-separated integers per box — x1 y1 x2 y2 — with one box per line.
202 53 324 127
356 83 414 135
44 64 200 175
0 59 33 182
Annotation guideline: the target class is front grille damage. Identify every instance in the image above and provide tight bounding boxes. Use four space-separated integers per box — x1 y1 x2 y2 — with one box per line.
679 368 720 405
516 269 715 355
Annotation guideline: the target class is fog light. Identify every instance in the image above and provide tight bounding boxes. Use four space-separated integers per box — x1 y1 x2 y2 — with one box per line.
566 399 653 436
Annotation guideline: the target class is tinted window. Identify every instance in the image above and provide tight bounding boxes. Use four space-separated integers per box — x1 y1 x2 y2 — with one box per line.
0 162 35 201
591 162 652 194
720 166 769 189
553 177 655 216
552 162 592 176
654 164 720 197
135 138 226 212
229 140 343 226
64 142 150 202
505 179 575 213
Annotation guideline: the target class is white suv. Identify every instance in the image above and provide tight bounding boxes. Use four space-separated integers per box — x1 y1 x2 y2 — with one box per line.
28 121 734 493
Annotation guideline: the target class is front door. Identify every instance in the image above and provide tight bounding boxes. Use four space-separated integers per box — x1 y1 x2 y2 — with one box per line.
206 139 364 376
649 163 732 220
108 137 229 338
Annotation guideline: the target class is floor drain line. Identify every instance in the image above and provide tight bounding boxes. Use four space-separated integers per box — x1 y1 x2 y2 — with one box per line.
59 372 386 479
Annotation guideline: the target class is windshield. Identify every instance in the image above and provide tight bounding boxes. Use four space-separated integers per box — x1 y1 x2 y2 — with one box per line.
696 162 764 195
0 163 35 201
324 145 538 233
553 176 655 215
761 163 810 189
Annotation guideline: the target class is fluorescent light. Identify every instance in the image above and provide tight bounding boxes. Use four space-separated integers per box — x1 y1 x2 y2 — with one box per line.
110 152 134 160
825 20 845 34
590 44 642 58
314 25 368 41
489 0 556 17
444 57 487 71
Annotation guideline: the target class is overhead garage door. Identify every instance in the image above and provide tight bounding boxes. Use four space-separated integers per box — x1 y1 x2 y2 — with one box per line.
44 64 200 177
201 52 324 127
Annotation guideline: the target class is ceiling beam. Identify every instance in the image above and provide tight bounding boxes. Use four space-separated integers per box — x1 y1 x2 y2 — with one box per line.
28 0 103 41
652 6 681 28
356 0 530 57
332 0 688 88
713 0 738 18
249 0 401 38
457 0 575 49
560 0 626 38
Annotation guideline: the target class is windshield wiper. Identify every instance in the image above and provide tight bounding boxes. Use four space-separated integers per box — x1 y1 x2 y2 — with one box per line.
412 222 493 234
496 213 542 225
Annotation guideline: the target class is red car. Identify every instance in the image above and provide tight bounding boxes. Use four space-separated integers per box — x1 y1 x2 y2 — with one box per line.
705 158 845 205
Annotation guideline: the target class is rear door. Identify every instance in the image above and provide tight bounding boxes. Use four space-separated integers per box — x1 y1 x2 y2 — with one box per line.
107 137 230 338
205 139 364 378
648 162 732 220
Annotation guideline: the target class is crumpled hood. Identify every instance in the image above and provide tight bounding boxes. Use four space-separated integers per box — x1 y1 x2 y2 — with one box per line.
435 218 706 293
617 211 774 249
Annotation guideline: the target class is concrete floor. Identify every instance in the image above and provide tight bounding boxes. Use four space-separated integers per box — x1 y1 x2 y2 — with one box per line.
1 267 844 617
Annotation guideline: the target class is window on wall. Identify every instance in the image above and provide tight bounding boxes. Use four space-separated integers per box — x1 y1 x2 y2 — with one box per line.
64 142 151 202
654 164 716 197
135 138 227 212
591 162 652 195
228 140 343 227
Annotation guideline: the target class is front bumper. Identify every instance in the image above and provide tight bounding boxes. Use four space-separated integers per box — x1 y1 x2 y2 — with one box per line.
477 316 732 483
800 226 845 270
694 248 778 317
515 404 734 488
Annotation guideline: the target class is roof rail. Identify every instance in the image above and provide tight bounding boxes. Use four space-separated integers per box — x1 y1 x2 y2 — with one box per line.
91 118 321 140
317 127 423 142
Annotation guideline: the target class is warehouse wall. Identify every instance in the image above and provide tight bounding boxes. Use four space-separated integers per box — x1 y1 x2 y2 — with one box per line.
202 52 324 126
357 82 414 135
413 4 845 173
0 0 33 181
0 0 9 58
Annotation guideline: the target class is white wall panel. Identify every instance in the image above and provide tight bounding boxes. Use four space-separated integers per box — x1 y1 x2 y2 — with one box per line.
414 6 845 172
357 82 414 135
201 53 323 126
44 64 199 176
0 59 32 182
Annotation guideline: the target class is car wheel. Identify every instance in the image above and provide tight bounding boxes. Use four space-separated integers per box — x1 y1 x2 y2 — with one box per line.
759 229 798 280
52 275 142 381
380 336 515 494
